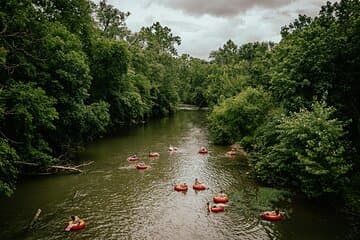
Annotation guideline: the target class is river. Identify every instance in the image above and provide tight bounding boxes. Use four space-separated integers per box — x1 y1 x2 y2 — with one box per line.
0 110 357 239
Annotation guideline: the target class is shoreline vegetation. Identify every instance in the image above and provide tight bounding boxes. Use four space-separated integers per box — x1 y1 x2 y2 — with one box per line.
1 0 359 213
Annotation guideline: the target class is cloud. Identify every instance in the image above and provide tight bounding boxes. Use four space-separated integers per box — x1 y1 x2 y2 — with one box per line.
108 0 336 59
152 0 299 17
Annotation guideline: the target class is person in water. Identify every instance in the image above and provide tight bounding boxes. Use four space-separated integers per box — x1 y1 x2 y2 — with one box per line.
201 146 206 151
180 182 187 188
216 190 227 198
207 202 226 211
194 178 202 185
65 215 82 231
268 208 280 216
169 145 177 151
206 202 212 211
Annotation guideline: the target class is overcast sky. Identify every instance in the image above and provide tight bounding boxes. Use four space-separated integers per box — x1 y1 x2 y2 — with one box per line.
107 0 335 59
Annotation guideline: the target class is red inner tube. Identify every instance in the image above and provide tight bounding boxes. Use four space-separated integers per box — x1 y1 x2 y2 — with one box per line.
213 196 229 203
149 152 160 157
136 164 148 169
128 157 139 161
211 206 224 213
174 185 188 191
66 220 86 231
193 184 206 190
262 212 283 221
198 149 208 154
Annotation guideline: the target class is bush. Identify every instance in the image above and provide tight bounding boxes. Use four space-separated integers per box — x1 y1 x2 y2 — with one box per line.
252 101 351 198
208 87 273 145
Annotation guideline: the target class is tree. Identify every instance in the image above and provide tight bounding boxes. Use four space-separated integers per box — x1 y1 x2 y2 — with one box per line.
208 87 273 146
136 22 181 56
210 39 239 65
252 101 351 198
0 138 18 197
89 36 134 125
93 0 131 40
0 82 58 164
271 0 360 140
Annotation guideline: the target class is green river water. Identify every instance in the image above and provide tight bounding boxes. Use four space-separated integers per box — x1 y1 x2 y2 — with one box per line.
0 110 357 240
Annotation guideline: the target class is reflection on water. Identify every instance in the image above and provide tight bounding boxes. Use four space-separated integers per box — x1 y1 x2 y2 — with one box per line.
0 111 356 240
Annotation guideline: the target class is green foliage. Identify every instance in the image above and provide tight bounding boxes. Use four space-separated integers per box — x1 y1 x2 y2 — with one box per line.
0 82 58 164
261 1 360 202
177 55 210 106
252 101 351 198
205 63 249 108
136 22 181 56
210 39 239 65
40 22 91 101
93 0 131 39
129 23 181 117
78 101 110 141
271 1 360 148
34 22 111 150
230 186 291 218
178 40 274 108
0 47 6 64
208 87 273 145
90 36 129 99
89 36 138 125
0 138 18 197
33 0 94 40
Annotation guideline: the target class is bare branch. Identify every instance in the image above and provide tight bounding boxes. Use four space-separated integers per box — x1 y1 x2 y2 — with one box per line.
0 129 23 144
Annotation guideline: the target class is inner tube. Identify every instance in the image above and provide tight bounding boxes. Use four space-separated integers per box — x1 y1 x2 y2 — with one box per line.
136 164 148 170
213 196 229 203
149 152 160 157
174 185 188 192
262 212 283 221
128 157 139 161
227 151 236 155
211 206 224 213
193 184 206 190
198 149 208 154
66 220 86 231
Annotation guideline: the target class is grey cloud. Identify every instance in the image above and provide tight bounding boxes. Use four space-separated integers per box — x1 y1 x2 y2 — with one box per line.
110 0 335 59
153 0 296 17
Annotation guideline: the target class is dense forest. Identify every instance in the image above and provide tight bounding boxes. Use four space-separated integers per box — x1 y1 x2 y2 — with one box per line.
1 0 359 212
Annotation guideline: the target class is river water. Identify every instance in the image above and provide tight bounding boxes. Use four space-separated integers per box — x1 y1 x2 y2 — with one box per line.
0 110 357 240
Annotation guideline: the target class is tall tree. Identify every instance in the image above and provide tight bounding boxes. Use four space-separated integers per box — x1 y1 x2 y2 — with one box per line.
136 22 181 56
93 0 131 40
209 39 239 65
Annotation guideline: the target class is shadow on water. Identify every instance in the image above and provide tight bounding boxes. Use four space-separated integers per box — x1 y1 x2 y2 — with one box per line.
0 110 358 240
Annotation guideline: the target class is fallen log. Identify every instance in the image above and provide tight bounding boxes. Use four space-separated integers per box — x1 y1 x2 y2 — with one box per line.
74 161 94 168
48 165 83 173
14 161 94 174
28 208 41 230
14 161 39 166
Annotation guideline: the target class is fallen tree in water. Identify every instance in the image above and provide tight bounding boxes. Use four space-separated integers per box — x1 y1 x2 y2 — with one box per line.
28 208 42 230
14 161 94 175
